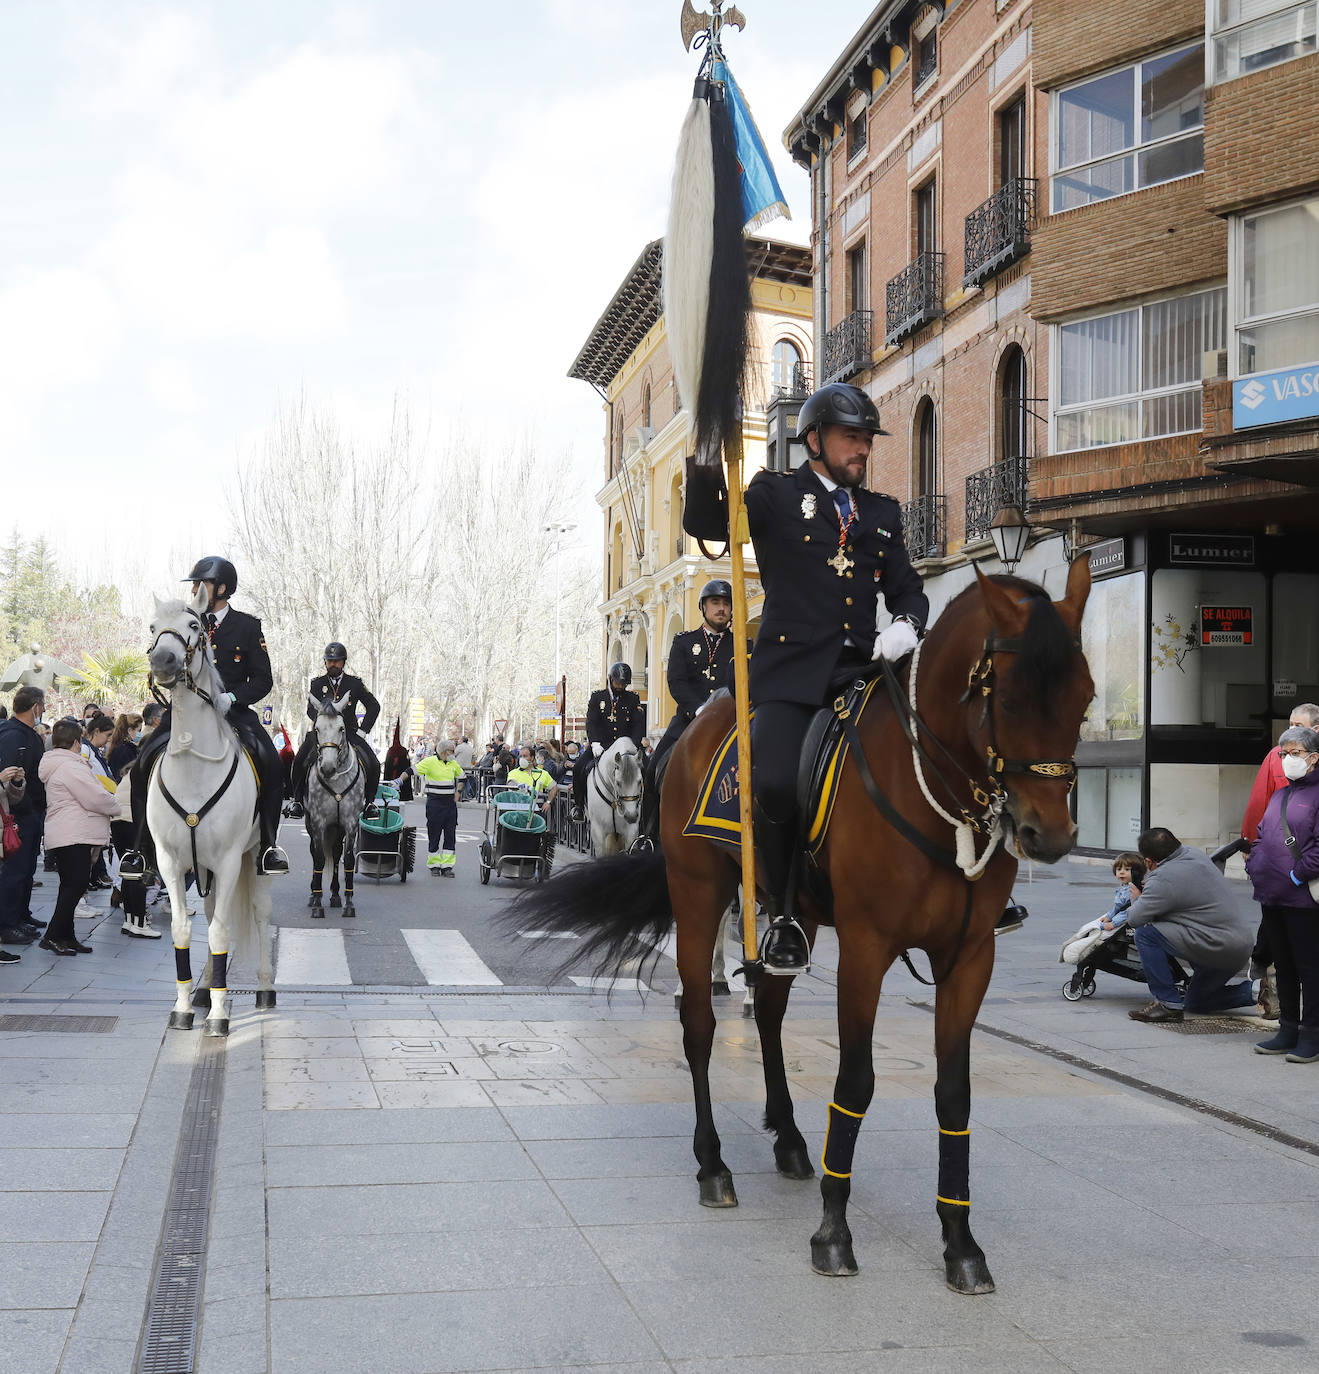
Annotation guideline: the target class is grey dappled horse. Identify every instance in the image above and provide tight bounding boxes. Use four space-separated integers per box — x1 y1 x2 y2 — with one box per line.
305 694 366 918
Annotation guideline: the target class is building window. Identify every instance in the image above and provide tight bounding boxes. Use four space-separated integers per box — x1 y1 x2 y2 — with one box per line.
914 27 938 88
1211 0 1317 82
1051 42 1204 212
1053 287 1227 451
916 399 938 495
642 383 652 430
847 108 868 161
771 338 803 392
847 242 867 313
1234 195 1319 376
999 345 1028 460
914 179 937 256
998 95 1027 187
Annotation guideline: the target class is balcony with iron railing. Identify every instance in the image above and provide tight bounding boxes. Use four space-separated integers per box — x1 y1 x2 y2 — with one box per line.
964 456 1029 543
773 362 813 401
900 492 947 561
821 311 873 384
885 253 945 347
963 178 1036 289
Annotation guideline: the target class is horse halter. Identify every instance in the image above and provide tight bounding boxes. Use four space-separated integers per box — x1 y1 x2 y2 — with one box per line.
147 624 216 709
960 632 1080 809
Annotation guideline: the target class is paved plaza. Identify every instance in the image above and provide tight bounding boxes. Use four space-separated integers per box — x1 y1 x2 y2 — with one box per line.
3 839 1319 1373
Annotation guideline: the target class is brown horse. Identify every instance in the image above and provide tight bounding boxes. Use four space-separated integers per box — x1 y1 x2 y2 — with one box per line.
514 560 1093 1290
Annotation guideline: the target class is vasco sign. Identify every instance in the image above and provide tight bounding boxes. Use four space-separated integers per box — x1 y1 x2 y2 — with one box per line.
1233 361 1319 428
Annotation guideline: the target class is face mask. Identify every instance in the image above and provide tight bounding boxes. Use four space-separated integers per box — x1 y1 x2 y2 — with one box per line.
520 759 532 770
1282 753 1312 781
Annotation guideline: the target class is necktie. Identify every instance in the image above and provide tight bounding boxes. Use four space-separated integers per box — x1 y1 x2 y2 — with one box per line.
832 488 853 522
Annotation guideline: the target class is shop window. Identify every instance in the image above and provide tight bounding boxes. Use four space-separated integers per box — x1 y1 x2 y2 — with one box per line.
1080 571 1146 742
1272 572 1319 716
1051 42 1204 212
1075 767 1143 849
1234 195 1319 376
1053 287 1226 451
1150 568 1268 728
1211 0 1317 82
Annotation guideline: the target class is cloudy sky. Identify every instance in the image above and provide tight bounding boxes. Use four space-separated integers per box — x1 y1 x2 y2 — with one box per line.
1 1 865 589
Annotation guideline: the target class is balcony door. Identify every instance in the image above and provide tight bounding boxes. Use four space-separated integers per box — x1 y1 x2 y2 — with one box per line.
1000 345 1027 461
916 398 938 496
847 241 867 314
998 95 1026 188
915 180 937 257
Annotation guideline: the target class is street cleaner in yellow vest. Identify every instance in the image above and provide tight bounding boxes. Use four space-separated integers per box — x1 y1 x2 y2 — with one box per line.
507 747 558 811
416 742 464 876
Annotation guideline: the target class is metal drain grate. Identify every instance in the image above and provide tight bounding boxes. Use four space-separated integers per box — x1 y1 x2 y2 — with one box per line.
136 1036 226 1374
0 1014 118 1032
1165 1015 1267 1035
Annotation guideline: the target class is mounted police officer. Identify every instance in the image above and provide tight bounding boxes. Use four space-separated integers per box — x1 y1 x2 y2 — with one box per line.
121 556 291 880
639 579 746 840
292 643 382 815
570 662 645 821
746 383 928 972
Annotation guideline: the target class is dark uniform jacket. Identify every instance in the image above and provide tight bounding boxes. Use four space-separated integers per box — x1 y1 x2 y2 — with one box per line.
0 718 47 815
209 608 273 706
585 687 645 749
307 673 380 737
745 460 928 706
667 627 747 722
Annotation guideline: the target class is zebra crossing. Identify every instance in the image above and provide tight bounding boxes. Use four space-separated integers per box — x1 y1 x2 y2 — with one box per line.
271 926 651 991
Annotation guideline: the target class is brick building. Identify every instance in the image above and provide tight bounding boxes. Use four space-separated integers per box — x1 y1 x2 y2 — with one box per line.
568 237 813 731
1026 0 1319 853
786 0 1319 853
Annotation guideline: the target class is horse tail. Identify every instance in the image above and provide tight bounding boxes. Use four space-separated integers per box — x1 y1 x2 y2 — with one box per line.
505 851 673 981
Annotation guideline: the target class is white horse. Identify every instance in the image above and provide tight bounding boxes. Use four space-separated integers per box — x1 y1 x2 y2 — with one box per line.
145 589 274 1036
304 693 364 918
586 738 644 857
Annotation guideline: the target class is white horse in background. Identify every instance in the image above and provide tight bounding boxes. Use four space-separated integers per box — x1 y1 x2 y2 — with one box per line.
145 588 274 1036
586 737 645 857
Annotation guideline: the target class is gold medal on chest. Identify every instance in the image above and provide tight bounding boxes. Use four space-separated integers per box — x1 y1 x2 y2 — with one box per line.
801 493 817 520
828 548 854 577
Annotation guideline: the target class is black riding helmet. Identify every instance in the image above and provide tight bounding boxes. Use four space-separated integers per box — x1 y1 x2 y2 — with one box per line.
698 578 733 611
183 556 238 599
324 642 348 662
608 662 632 687
797 383 888 439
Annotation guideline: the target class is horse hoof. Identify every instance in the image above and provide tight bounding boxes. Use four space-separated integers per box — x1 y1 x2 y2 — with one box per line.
712 980 731 996
310 909 325 919
329 896 342 909
774 1146 815 1181
698 1170 738 1208
254 990 277 1010
307 895 320 909
810 1236 858 1277
945 1256 995 1295
167 1011 194 1031
191 986 211 1009
342 906 356 919
204 1018 230 1038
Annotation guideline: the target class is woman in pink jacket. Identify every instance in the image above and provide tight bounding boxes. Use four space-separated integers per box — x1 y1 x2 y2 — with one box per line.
38 719 119 955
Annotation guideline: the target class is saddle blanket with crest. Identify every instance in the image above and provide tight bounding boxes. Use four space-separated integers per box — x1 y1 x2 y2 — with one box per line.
682 677 882 854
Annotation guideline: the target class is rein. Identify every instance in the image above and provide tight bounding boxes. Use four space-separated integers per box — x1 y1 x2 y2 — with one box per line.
315 739 362 810
591 753 642 838
147 626 219 711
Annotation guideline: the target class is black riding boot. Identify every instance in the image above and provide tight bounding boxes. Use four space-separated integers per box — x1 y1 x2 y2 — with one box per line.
358 740 381 818
754 803 809 974
570 756 591 823
235 712 288 876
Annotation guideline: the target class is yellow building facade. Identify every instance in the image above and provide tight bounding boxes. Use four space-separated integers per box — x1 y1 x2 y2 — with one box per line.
569 237 813 733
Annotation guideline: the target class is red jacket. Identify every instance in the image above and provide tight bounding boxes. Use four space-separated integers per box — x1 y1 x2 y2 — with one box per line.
1242 746 1288 844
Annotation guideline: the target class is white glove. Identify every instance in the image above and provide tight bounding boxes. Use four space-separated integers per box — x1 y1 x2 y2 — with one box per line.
591 742 603 757
872 619 919 662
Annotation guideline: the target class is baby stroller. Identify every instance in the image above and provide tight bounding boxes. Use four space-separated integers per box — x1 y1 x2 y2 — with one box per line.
1060 921 1187 1002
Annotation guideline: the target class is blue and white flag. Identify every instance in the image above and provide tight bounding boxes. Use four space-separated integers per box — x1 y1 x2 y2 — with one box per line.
713 59 789 233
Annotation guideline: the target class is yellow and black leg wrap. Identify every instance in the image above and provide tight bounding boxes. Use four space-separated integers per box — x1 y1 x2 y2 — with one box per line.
174 947 192 982
937 1128 971 1207
211 952 228 993
821 1102 865 1179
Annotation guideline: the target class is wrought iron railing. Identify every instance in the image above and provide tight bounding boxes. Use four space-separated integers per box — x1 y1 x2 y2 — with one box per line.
900 493 947 560
774 362 813 400
964 456 1029 543
821 310 873 383
963 178 1036 288
915 44 937 87
885 253 945 347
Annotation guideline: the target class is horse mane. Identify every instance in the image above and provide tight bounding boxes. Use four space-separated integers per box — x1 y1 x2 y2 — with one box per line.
947 574 1078 719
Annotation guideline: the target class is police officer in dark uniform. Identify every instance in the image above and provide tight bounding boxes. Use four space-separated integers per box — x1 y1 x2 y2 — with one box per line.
121 556 290 879
638 579 746 839
746 383 928 972
291 642 383 812
570 662 645 821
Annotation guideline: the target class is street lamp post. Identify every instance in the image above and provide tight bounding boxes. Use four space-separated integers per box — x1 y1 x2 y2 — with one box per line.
542 521 577 692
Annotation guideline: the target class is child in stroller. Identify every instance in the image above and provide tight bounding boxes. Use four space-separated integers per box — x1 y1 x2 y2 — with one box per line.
1059 854 1172 1000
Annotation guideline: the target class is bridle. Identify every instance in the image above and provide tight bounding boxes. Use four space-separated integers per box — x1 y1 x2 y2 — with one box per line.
314 724 361 806
147 623 217 709
590 747 642 837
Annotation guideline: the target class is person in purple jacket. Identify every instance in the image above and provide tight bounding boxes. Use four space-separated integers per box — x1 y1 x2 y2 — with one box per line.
1246 724 1319 1062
